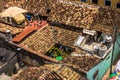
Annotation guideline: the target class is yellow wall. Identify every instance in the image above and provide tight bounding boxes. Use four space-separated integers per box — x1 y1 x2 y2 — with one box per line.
79 0 120 8
86 0 90 4
98 0 104 6
112 0 116 8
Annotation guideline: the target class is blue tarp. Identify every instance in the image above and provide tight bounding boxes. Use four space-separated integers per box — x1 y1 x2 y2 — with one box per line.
26 14 31 20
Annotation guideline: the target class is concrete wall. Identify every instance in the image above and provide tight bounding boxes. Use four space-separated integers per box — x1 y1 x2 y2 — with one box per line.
86 34 120 80
0 56 17 75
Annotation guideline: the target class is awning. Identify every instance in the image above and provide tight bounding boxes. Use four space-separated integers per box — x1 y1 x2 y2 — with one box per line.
83 29 96 36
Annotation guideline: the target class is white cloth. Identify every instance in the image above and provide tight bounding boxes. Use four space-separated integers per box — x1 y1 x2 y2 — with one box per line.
115 60 120 72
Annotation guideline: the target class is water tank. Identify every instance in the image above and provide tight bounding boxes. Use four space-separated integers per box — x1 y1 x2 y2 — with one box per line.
105 35 112 48
99 45 107 57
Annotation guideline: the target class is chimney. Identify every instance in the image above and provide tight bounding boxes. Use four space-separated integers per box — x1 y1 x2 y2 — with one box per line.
5 30 12 42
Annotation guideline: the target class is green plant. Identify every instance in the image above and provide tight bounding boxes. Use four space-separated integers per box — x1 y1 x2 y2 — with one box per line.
46 44 72 59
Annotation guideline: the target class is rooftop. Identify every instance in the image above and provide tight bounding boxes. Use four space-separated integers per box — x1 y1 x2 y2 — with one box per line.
17 24 101 72
21 0 120 33
13 64 86 80
0 0 119 79
0 22 22 34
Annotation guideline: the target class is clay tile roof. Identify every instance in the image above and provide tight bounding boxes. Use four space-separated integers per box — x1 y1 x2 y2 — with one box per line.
13 64 84 80
20 25 54 54
1 0 120 33
43 64 83 80
21 0 120 34
91 7 120 34
62 55 101 72
0 23 23 34
13 67 62 80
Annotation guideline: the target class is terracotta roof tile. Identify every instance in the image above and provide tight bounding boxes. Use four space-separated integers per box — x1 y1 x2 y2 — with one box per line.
21 0 120 33
13 64 84 80
20 25 54 54
0 22 22 34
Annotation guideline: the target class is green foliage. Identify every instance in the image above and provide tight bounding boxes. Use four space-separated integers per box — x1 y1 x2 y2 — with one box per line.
47 45 70 59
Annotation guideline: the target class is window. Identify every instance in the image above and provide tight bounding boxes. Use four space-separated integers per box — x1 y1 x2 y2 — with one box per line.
81 0 86 2
105 0 111 6
116 3 120 8
92 0 98 4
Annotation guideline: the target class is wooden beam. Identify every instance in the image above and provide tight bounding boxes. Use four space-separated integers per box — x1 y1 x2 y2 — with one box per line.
10 42 58 63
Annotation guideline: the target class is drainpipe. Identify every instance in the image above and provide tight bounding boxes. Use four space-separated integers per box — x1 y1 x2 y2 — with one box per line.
5 29 12 42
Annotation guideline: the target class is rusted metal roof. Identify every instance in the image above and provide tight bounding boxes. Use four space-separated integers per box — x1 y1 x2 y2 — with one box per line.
12 21 47 43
